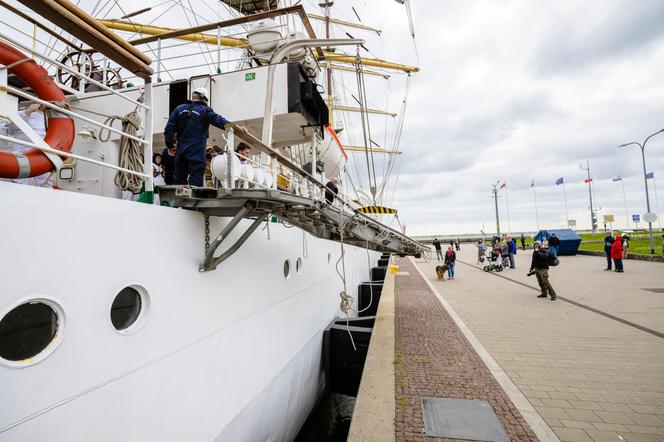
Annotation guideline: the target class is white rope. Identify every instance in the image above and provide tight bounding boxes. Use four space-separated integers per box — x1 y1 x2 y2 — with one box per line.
335 197 357 350
100 111 144 193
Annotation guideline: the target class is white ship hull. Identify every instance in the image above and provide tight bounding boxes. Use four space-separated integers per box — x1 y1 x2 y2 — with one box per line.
0 181 377 441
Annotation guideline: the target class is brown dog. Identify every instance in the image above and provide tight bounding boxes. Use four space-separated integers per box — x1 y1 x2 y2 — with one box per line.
435 264 448 281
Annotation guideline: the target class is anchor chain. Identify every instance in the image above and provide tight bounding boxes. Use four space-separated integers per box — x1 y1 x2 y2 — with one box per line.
204 215 210 255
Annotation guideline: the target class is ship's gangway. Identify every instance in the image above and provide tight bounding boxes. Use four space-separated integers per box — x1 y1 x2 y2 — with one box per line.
157 185 425 272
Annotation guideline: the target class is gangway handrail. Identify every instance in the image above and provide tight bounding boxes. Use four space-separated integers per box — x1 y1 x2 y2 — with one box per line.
228 128 425 250
0 31 149 110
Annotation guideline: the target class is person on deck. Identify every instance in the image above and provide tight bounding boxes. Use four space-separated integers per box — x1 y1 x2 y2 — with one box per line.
433 238 443 261
444 245 456 280
164 87 242 187
548 233 560 257
603 231 615 271
325 177 339 204
0 103 53 187
161 145 176 185
611 234 624 273
235 142 251 164
530 241 556 300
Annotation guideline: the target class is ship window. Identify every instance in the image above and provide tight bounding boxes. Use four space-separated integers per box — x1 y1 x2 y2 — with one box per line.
327 252 332 265
284 259 291 280
111 287 142 331
296 257 303 275
0 302 58 362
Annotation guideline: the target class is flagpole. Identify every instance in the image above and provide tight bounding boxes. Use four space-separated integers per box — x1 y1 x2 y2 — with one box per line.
620 179 629 229
654 175 661 229
533 182 540 231
562 181 569 228
505 187 512 234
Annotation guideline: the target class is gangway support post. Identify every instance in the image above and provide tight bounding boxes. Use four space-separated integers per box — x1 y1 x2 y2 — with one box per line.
200 203 269 272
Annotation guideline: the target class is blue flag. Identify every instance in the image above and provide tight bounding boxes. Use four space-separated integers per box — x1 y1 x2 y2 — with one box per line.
530 179 535 188
555 177 563 185
645 172 654 179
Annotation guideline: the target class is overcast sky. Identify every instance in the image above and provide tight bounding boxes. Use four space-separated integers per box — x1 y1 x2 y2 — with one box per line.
366 0 664 235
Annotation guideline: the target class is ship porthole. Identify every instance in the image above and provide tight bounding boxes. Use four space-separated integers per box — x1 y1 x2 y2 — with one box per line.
111 285 150 334
296 257 303 275
0 297 65 368
283 259 292 280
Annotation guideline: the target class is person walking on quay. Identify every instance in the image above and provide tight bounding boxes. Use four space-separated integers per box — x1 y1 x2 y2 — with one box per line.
611 234 624 273
455 238 461 251
476 239 487 264
530 241 557 300
507 236 517 269
548 233 560 257
433 238 443 261
622 234 630 259
444 245 456 279
520 234 526 250
603 231 615 271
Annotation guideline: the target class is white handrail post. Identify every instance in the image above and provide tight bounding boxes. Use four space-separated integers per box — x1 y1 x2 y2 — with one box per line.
261 38 363 148
226 128 235 189
310 130 317 200
143 81 154 198
216 26 221 74
156 38 162 82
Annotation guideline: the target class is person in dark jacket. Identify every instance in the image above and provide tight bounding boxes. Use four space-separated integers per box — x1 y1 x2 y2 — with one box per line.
444 246 456 279
161 146 176 185
325 177 339 204
603 231 615 270
611 234 624 272
507 237 517 268
520 234 526 250
548 233 560 257
530 241 556 300
164 87 239 187
432 238 443 261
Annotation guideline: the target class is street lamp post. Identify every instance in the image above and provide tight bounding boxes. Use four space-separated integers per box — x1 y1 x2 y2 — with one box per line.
491 181 501 238
618 128 664 255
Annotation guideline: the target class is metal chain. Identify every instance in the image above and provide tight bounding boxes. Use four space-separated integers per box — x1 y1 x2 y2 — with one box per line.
204 215 210 255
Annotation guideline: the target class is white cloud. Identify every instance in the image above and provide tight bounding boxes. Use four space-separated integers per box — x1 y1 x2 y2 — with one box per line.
371 0 664 235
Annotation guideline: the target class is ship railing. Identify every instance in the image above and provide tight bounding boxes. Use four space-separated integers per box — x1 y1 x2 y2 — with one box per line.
220 127 426 254
0 28 155 193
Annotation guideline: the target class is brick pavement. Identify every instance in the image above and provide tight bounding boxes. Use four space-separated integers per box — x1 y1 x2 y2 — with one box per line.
415 247 664 442
394 257 538 441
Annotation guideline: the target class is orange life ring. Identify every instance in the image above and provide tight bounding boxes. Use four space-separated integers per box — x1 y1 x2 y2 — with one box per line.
0 41 75 178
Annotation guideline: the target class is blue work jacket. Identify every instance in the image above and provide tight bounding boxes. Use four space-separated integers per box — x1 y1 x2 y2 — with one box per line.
164 101 230 159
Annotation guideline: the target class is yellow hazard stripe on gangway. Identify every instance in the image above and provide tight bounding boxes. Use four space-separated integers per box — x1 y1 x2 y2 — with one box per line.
358 206 397 214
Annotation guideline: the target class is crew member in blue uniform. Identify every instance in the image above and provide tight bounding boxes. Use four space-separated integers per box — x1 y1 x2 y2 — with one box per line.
164 87 238 187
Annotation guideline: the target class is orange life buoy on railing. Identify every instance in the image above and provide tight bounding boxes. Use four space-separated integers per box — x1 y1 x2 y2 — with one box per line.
0 41 75 178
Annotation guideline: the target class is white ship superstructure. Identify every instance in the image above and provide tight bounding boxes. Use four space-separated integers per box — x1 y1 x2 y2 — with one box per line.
0 1 422 440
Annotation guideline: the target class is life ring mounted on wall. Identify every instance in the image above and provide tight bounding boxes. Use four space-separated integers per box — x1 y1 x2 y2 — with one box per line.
0 41 75 178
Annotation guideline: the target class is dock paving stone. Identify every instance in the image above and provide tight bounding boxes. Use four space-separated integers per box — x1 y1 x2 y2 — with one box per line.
415 248 664 441
393 258 537 441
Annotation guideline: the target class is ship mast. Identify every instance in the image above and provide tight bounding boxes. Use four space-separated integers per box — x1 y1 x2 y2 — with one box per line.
321 0 334 127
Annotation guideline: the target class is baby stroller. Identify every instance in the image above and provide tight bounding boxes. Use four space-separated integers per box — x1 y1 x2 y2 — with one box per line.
483 250 503 272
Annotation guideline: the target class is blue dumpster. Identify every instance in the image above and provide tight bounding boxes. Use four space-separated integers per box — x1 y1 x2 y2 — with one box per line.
534 229 582 256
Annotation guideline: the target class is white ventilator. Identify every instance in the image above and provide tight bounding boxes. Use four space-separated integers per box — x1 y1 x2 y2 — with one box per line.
211 154 241 185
